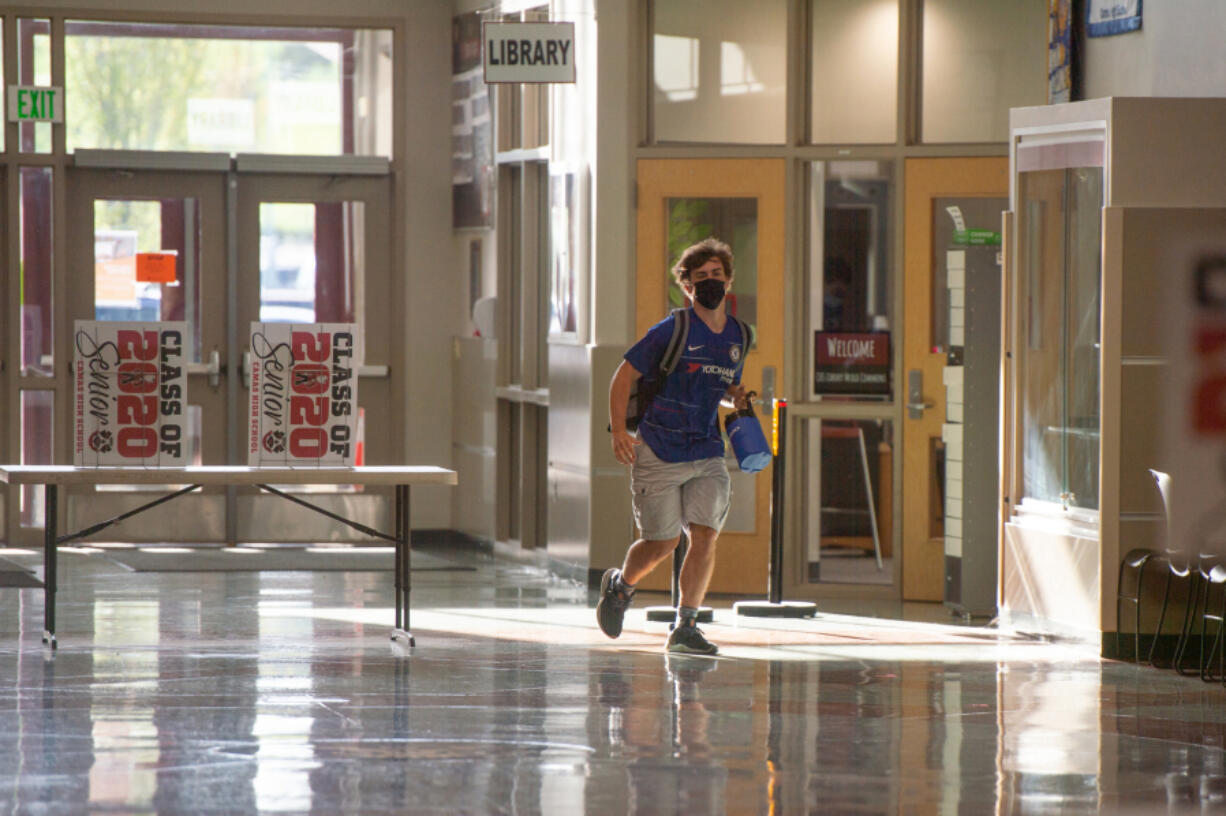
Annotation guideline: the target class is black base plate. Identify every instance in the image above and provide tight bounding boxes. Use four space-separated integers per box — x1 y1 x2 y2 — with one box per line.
733 600 818 619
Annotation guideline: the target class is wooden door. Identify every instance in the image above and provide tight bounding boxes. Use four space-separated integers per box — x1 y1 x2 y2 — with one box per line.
635 158 786 595
901 158 1008 600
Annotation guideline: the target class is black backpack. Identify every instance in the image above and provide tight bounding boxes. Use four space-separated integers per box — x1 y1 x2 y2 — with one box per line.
623 308 753 432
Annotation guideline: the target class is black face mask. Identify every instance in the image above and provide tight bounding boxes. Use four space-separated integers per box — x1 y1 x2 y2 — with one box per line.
692 278 726 310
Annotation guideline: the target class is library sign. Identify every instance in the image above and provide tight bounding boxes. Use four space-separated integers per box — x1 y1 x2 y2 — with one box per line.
8 86 62 122
483 22 575 84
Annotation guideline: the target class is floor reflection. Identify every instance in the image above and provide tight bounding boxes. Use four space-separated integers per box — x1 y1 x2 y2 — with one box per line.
0 544 1224 813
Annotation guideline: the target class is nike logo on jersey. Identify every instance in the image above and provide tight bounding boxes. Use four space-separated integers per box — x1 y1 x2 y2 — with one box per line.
687 344 703 351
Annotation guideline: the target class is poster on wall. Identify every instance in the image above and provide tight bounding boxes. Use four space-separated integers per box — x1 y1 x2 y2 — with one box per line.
74 321 188 467
1048 0 1072 104
452 11 495 229
248 322 362 467
1087 0 1141 38
813 332 890 396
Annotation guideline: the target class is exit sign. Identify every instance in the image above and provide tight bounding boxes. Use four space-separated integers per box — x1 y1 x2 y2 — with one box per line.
8 86 63 123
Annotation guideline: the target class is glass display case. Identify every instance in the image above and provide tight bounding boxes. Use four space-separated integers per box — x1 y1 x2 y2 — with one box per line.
1002 98 1226 650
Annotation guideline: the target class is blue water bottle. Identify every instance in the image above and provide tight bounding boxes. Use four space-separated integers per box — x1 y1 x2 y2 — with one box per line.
725 398 772 474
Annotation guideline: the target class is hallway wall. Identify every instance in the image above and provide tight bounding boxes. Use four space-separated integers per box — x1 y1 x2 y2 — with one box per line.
1082 0 1226 98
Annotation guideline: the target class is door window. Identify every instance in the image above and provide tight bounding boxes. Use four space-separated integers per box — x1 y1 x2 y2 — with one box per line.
665 197 757 332
92 197 203 362
930 197 1006 354
803 417 894 584
808 160 894 402
258 202 363 325
804 160 897 585
88 195 207 468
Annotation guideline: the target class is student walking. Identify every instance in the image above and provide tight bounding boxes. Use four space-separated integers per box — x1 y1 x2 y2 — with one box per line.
598 237 750 655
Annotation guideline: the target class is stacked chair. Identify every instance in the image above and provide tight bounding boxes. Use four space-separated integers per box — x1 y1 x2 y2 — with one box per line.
1116 470 1181 663
1173 555 1226 682
1117 468 1226 683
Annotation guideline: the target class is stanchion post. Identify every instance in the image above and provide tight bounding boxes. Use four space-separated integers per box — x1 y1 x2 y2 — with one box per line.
734 397 817 619
768 400 787 605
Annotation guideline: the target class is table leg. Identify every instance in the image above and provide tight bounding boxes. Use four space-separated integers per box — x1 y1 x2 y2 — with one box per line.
43 484 57 649
390 484 415 648
393 487 403 629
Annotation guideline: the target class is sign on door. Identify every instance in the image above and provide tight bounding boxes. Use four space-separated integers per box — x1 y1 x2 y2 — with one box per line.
74 321 188 467
248 322 361 467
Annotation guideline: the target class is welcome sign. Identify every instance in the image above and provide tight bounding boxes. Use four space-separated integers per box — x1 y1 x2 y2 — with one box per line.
74 321 188 467
813 331 891 396
248 322 361 467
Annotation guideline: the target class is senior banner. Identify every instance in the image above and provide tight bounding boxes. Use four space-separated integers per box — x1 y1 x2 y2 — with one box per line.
74 321 189 467
248 322 361 466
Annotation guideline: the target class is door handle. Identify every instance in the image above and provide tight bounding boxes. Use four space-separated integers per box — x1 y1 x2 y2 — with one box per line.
906 369 933 420
185 348 222 388
760 366 776 408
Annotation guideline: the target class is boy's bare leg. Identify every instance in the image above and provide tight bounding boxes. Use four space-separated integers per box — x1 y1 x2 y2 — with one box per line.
596 535 680 639
621 535 682 585
667 524 720 654
678 524 717 610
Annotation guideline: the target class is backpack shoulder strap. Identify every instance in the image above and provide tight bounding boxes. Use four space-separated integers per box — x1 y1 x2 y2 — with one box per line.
730 315 752 371
657 307 690 376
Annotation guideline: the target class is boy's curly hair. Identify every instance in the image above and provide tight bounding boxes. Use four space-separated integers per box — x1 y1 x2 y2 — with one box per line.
671 237 734 285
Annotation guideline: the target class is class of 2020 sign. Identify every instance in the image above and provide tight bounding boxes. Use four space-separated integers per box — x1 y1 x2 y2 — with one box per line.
248 322 361 466
74 321 188 467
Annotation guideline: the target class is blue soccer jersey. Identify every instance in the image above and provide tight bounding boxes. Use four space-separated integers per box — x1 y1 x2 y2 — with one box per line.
624 308 745 463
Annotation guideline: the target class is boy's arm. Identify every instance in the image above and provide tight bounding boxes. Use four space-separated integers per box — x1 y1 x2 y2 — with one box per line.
609 360 643 464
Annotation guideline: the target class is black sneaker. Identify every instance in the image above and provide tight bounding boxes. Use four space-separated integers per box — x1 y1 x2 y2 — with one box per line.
596 568 634 639
666 621 719 655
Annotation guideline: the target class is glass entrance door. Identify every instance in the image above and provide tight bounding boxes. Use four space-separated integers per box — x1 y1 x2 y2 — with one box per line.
37 159 395 546
46 166 229 548
234 169 395 542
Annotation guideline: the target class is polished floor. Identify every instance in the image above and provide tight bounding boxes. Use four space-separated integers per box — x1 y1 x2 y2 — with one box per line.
1 545 1225 814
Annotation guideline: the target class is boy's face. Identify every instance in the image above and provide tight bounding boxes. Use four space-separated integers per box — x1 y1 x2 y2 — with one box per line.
686 258 731 294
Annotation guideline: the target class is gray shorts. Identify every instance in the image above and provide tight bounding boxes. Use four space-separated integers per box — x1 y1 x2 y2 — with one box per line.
631 443 732 541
